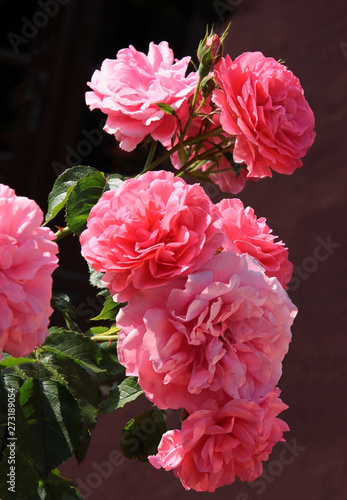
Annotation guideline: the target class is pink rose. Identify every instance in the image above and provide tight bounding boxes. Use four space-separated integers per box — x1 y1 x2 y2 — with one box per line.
213 52 315 179
116 252 297 410
149 389 289 492
80 170 223 302
0 184 58 358
85 42 198 151
217 198 293 288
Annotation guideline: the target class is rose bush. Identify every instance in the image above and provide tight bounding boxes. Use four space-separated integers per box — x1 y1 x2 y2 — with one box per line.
0 27 316 498
149 388 289 492
0 184 58 358
116 252 297 411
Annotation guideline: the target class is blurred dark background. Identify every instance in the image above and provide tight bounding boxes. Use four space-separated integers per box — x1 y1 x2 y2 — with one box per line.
1 0 347 499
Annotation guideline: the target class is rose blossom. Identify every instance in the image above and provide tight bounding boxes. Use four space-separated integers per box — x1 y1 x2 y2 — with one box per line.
80 170 223 302
213 52 315 179
116 252 297 411
149 389 289 492
85 41 199 151
0 184 58 358
217 198 293 288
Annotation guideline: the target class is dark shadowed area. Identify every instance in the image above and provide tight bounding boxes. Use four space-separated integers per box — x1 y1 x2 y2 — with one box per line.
1 0 347 499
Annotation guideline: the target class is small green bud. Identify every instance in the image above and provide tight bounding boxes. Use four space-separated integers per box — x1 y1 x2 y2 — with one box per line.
200 75 215 98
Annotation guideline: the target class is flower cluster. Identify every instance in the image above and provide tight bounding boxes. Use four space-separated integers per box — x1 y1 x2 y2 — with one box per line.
80 29 313 491
80 170 297 491
86 34 315 194
0 25 315 499
0 184 58 359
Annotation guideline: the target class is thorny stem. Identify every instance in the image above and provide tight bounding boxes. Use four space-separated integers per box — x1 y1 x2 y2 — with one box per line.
181 76 203 141
139 126 225 175
54 227 73 242
176 135 234 176
91 334 118 342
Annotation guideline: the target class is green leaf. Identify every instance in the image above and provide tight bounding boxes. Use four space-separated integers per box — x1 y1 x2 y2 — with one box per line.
84 326 109 336
51 293 80 332
0 371 26 457
120 408 167 462
105 173 125 191
16 377 83 476
116 376 143 409
0 357 36 369
88 266 106 290
65 171 106 236
0 370 26 395
74 425 92 465
99 385 120 414
0 448 40 500
100 377 143 413
45 166 95 224
91 295 122 322
155 102 176 116
42 328 103 373
97 342 125 381
32 479 83 500
40 352 99 427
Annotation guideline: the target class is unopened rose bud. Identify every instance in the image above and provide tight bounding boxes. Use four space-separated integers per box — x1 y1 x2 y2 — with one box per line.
197 25 230 79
